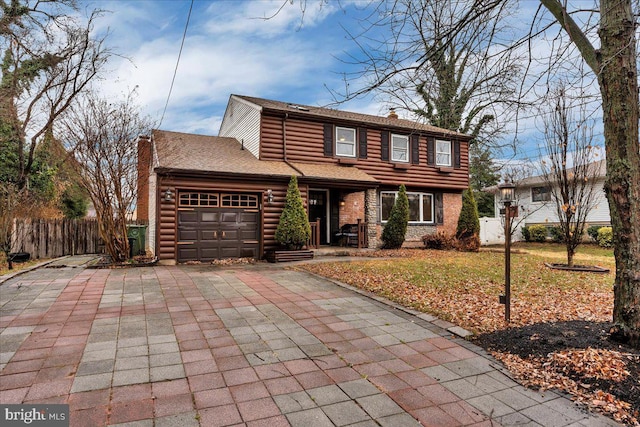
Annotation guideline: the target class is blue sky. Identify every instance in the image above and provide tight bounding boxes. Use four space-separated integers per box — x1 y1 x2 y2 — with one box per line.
87 0 384 135
84 0 605 165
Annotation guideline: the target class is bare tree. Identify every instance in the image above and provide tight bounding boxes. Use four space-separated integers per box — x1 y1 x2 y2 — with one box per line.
0 1 111 266
335 0 522 150
539 85 601 267
538 0 640 347
342 0 640 347
1 0 111 189
61 91 154 263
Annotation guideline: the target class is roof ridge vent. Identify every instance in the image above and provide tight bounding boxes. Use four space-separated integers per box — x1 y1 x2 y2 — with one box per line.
287 104 310 112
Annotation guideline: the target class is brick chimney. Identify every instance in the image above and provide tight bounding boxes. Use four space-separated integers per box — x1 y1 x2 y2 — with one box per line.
137 135 151 221
388 108 398 119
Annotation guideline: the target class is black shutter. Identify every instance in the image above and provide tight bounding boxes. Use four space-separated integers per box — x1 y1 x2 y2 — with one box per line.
454 140 461 169
411 135 419 164
435 192 444 225
358 128 367 159
427 137 435 165
380 131 389 161
323 124 333 157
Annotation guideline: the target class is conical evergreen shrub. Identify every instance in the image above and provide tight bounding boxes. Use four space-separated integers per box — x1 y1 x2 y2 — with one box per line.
274 176 311 250
456 187 480 251
381 184 409 249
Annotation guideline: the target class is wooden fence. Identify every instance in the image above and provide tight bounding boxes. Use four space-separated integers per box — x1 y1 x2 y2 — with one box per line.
11 218 104 259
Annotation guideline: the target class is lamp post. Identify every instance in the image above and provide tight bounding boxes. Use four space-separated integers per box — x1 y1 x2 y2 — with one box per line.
498 181 516 323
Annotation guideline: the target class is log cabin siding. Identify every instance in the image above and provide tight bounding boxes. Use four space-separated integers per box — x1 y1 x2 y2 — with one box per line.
156 174 302 260
260 113 469 189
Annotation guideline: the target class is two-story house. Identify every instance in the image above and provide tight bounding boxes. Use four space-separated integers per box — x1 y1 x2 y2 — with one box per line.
137 94 471 263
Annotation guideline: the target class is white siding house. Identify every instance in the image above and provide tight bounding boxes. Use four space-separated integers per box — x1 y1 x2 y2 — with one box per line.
483 160 610 243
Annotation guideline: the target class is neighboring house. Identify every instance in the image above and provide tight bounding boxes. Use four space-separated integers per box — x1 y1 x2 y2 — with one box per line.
482 159 610 243
137 94 471 263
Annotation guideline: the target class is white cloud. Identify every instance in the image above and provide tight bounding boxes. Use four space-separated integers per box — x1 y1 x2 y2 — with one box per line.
203 0 337 37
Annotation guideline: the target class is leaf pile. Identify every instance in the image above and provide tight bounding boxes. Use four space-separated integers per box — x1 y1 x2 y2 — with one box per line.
299 247 640 425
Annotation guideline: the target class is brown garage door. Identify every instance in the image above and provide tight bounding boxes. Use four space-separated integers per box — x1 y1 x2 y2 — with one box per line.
177 192 260 262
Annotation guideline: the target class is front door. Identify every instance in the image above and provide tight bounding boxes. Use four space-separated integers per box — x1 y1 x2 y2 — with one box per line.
308 190 328 245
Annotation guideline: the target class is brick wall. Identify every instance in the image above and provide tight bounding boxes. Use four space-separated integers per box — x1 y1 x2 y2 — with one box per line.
339 191 365 226
441 192 463 235
136 136 151 222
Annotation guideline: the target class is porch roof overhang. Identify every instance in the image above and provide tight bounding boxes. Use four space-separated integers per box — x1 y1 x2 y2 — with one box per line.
288 162 379 189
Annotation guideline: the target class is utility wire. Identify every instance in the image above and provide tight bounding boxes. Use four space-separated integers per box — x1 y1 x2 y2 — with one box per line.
159 0 194 128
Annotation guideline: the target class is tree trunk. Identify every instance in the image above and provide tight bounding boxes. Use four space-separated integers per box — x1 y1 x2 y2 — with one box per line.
598 0 640 347
566 245 574 268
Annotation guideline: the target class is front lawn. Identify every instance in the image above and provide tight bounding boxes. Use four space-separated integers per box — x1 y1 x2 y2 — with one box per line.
302 244 615 334
300 244 639 425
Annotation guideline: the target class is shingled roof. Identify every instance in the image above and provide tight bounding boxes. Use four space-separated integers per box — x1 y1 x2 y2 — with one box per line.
152 129 379 185
233 95 469 139
153 130 298 178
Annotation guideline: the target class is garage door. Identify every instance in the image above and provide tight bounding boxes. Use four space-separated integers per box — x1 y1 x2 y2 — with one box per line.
177 192 260 262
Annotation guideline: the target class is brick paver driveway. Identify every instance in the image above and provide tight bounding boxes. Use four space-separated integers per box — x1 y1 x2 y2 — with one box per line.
0 262 619 426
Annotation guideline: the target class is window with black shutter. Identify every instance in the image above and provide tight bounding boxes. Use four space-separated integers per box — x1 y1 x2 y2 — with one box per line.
454 140 461 169
358 128 367 159
435 192 444 224
323 124 333 157
380 131 390 161
411 135 419 164
427 137 435 165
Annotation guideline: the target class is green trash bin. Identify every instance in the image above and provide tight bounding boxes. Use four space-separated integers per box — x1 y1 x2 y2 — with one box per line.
126 225 147 256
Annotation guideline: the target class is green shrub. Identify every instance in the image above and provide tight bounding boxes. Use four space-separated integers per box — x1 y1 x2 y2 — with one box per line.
597 226 613 248
60 184 88 219
456 188 480 252
521 226 531 242
549 226 564 243
381 184 409 249
274 176 311 250
528 224 548 242
587 225 602 242
422 232 456 250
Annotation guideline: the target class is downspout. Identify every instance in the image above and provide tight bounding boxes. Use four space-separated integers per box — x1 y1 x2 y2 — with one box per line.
283 113 288 162
282 112 304 176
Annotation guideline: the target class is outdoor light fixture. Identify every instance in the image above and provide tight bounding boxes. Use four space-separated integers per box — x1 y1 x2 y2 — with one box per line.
266 189 274 204
499 181 516 204
497 181 516 323
163 188 174 202
340 198 346 207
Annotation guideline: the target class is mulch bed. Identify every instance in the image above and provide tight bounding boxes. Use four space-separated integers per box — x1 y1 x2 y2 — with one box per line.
474 321 640 425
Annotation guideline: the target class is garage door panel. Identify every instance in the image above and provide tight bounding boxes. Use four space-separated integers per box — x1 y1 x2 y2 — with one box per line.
240 246 259 258
200 247 220 260
178 246 198 260
220 229 239 241
239 229 259 240
200 212 218 222
177 199 260 262
178 211 198 225
178 229 198 241
220 212 239 223
199 230 218 242
219 246 241 258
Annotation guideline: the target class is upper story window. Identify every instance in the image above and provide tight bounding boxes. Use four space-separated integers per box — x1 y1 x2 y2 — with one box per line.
336 127 356 157
532 186 551 202
391 134 409 162
436 140 451 166
381 191 434 223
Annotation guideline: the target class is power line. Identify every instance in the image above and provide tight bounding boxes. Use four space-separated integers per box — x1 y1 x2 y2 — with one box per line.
159 0 194 129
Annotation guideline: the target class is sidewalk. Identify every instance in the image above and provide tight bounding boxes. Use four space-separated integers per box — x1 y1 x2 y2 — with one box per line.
0 260 620 426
